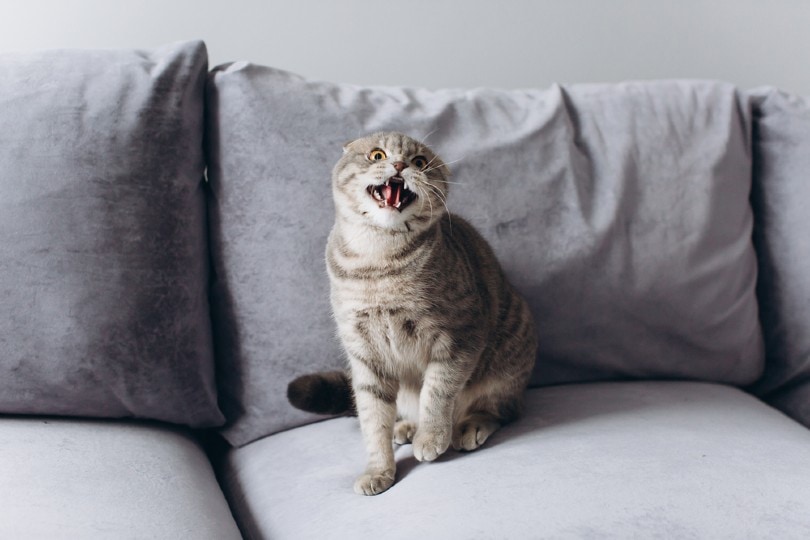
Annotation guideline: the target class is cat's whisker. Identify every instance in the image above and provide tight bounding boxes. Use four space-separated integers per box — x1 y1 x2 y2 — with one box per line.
423 156 466 176
418 128 438 145
423 153 441 169
416 184 429 217
445 155 467 166
414 184 436 223
421 152 460 175
425 182 438 223
420 181 452 231
425 189 449 215
425 188 452 228
422 180 450 208
430 178 464 185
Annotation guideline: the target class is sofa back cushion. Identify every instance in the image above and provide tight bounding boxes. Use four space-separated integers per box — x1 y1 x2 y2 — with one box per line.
748 89 810 428
0 41 224 427
206 65 763 446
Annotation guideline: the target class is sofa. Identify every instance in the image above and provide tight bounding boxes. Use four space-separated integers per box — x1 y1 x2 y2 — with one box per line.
1 39 809 539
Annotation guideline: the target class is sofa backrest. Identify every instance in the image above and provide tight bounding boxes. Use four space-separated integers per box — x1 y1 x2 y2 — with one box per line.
3 40 806 444
747 89 810 428
0 41 223 428
206 65 765 446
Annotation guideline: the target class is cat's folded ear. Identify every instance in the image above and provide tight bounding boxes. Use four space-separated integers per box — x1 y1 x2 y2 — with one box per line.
342 139 358 154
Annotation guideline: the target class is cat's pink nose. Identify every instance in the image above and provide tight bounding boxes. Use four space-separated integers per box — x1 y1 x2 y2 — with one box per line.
392 161 408 173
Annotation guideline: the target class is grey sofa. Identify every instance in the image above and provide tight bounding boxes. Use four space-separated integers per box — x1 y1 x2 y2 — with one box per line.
1 40 809 539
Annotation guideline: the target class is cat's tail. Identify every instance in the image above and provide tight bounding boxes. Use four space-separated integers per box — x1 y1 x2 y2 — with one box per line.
287 370 357 416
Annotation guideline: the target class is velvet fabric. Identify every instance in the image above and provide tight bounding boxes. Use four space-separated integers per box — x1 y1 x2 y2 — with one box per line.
0 417 241 539
0 41 223 427
206 64 763 445
749 88 810 428
220 382 810 539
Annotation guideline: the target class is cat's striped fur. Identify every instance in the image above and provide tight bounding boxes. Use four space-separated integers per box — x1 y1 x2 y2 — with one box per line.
312 132 536 495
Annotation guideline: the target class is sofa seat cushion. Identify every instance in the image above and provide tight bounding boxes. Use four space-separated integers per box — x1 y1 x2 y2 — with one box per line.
221 382 810 539
0 418 241 539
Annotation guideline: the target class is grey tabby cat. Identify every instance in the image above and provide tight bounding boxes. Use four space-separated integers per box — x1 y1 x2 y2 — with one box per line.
292 132 537 496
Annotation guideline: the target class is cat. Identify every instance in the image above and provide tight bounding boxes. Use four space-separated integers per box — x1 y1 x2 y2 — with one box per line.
288 132 537 495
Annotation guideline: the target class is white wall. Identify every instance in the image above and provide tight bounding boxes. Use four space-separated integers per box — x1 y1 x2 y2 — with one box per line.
1 0 808 94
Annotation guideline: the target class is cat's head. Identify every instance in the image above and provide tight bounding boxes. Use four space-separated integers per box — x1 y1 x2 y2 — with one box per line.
332 132 450 232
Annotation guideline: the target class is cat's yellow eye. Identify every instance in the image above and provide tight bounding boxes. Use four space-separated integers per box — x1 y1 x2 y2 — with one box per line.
412 156 428 169
369 149 387 161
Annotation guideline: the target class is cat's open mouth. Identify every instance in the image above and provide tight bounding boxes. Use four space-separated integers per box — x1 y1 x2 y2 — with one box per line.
367 176 416 211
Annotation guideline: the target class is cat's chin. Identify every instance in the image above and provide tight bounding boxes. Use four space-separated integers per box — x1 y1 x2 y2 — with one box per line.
368 205 414 231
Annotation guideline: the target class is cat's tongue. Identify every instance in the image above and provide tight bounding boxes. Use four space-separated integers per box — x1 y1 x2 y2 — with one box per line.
383 182 402 207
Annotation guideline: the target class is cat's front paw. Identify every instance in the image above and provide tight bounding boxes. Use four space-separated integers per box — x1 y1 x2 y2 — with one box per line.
354 468 395 496
413 425 451 462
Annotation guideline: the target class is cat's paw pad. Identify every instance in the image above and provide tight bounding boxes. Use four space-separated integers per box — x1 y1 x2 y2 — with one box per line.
413 426 451 462
393 420 417 445
354 468 395 496
452 418 500 451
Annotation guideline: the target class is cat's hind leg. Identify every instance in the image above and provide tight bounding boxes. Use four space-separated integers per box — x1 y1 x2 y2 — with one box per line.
453 413 501 451
393 420 417 444
452 387 523 452
393 384 420 444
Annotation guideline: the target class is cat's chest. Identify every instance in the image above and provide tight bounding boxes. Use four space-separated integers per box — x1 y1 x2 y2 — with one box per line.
346 299 441 370
353 300 432 344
